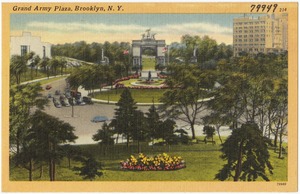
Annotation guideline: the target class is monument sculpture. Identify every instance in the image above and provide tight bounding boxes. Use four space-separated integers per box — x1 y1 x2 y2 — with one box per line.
132 29 166 69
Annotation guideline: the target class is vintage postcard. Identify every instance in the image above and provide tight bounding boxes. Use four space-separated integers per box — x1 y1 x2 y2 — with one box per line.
2 2 298 192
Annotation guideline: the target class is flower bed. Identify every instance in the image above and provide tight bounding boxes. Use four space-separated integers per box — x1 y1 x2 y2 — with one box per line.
157 72 168 79
113 74 140 85
120 153 186 171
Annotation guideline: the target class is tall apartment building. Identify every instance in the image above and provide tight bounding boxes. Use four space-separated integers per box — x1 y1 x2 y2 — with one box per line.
233 14 288 56
10 32 52 59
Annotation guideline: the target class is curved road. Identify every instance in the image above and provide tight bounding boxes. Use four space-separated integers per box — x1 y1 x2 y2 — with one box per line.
41 78 231 145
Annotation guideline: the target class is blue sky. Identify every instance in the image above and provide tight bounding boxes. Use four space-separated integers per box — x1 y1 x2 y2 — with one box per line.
10 13 264 45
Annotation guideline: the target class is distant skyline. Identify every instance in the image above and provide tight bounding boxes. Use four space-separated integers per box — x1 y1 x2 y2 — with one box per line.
11 13 265 45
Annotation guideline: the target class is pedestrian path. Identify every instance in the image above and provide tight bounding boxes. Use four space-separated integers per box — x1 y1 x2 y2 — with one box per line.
20 74 69 85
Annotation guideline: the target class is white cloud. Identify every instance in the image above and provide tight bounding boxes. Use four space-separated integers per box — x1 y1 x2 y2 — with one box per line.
24 21 233 44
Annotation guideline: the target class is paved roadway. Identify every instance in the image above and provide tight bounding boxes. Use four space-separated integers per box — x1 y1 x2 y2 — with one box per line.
41 78 231 145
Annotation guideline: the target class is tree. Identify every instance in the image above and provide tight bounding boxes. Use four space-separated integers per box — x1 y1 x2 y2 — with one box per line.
92 122 115 155
197 35 218 64
9 83 48 156
49 57 60 76
60 145 82 169
15 137 39 181
27 110 78 181
160 64 210 139
268 79 287 158
145 105 162 142
73 157 103 181
174 128 189 144
131 110 147 153
38 57 50 78
27 52 41 79
203 125 215 144
159 119 177 149
110 88 137 148
58 57 67 75
202 112 225 144
10 55 27 84
215 122 273 181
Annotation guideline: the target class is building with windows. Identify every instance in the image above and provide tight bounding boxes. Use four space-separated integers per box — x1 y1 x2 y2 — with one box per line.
233 13 288 56
10 32 51 58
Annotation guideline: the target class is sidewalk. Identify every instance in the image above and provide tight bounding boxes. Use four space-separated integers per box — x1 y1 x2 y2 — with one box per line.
77 86 214 106
20 74 69 85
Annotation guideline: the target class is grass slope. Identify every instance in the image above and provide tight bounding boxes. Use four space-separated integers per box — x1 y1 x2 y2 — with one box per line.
93 88 166 103
10 138 287 181
142 57 156 70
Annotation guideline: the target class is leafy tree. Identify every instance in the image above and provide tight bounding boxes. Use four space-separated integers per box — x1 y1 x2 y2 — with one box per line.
131 110 147 153
92 122 115 155
159 119 177 148
215 122 273 181
197 35 218 63
268 78 287 158
93 122 115 145
27 52 41 79
38 57 50 78
174 128 189 144
145 105 162 142
27 110 78 181
9 83 48 156
73 157 103 181
202 112 225 144
160 64 210 139
10 55 27 84
110 88 137 148
15 137 39 181
60 144 82 169
203 125 215 143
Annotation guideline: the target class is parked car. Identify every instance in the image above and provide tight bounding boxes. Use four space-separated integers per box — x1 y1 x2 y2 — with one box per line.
60 95 66 101
61 98 70 107
53 98 62 108
91 116 109 123
76 98 86 106
71 90 81 99
83 96 93 104
47 93 52 98
65 92 71 99
54 101 62 108
45 85 52 90
68 98 76 106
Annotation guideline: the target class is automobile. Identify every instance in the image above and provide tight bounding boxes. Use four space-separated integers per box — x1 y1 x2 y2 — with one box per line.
68 98 76 106
45 85 52 90
54 101 62 108
65 92 71 99
55 90 61 95
83 96 93 104
91 116 109 123
61 99 70 107
60 95 66 101
76 99 86 106
71 90 81 99
47 93 52 98
53 98 62 108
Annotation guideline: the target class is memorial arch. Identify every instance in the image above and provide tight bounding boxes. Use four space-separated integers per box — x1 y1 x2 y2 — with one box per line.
132 29 166 69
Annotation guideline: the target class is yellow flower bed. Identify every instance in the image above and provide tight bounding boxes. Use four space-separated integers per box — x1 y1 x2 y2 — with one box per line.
120 153 186 171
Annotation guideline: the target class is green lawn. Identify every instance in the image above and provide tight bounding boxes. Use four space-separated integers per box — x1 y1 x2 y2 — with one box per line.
142 57 156 70
38 75 68 85
10 138 287 181
93 88 166 103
